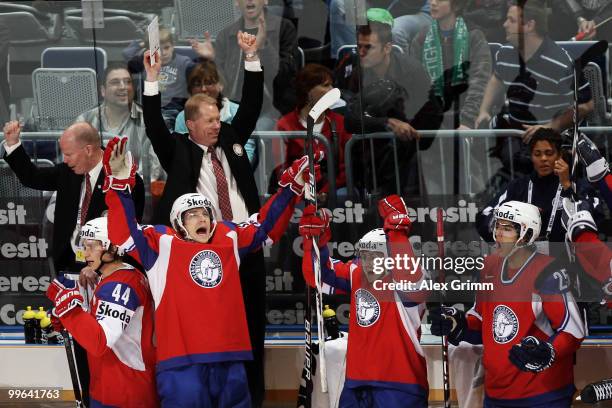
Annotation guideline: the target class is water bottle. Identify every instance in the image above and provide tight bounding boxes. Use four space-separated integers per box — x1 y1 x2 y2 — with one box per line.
23 306 36 344
34 307 46 344
323 305 340 340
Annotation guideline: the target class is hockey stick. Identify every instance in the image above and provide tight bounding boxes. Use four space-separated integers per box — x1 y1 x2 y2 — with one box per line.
436 208 451 408
47 258 84 408
297 88 341 407
570 40 608 187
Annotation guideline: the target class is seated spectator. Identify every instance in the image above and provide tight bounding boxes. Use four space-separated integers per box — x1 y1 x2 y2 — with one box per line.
123 26 196 128
174 61 258 167
329 0 432 57
335 8 442 196
75 64 163 187
274 63 352 196
191 0 299 130
410 0 492 129
475 0 593 190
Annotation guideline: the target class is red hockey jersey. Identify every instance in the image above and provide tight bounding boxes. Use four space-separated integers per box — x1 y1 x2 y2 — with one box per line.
106 187 298 372
575 231 612 308
303 230 428 399
466 252 584 405
61 266 158 408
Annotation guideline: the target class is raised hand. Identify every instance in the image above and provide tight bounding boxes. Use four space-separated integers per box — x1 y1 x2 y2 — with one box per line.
143 50 162 82
102 136 137 192
190 31 215 60
299 204 332 246
3 120 22 147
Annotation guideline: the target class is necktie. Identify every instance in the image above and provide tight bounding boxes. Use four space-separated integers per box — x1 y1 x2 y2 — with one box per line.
80 173 92 226
209 148 233 220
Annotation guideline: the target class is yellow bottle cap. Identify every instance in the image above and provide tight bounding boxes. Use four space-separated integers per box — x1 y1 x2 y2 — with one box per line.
35 307 46 320
322 305 336 318
23 306 35 319
40 316 51 329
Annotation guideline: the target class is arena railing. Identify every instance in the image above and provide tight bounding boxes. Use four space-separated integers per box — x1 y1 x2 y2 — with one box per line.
251 131 337 206
344 128 612 199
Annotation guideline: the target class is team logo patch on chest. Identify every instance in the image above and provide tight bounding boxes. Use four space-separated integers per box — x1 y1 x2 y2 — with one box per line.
355 288 380 327
492 305 519 344
189 250 223 288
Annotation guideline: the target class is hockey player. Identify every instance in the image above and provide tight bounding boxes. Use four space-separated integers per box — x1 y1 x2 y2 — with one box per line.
300 195 429 407
562 133 611 306
103 136 318 407
430 200 585 407
46 217 158 408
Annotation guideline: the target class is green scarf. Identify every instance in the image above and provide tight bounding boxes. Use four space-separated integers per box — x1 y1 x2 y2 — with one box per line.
422 17 470 100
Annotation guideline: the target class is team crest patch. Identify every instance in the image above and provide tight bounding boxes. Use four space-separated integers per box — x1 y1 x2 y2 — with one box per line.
492 305 519 344
189 250 223 288
232 144 244 156
355 288 380 327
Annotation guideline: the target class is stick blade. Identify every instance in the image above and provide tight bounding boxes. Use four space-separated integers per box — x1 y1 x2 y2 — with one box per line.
309 88 341 122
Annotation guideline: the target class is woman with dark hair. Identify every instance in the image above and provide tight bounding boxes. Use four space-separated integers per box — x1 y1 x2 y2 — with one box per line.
275 63 352 194
174 60 257 166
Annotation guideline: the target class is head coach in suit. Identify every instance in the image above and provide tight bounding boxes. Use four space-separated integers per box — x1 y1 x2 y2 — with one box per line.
141 30 268 406
1 120 145 406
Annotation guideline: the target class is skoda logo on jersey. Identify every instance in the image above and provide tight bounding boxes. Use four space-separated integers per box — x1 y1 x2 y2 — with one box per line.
492 305 519 344
355 288 380 327
189 250 223 288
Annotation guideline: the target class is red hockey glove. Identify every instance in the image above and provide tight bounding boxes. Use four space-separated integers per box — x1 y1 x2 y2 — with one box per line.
279 151 324 195
48 311 65 333
103 136 137 192
299 204 332 246
378 195 411 232
46 278 84 317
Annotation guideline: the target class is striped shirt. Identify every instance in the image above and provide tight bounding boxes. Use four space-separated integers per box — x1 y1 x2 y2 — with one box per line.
494 38 591 125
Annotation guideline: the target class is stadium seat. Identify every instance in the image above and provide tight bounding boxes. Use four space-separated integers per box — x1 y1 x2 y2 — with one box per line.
174 0 239 41
31 68 98 131
41 47 107 78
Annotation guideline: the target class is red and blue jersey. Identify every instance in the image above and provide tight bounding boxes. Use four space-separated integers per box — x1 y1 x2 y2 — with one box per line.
60 267 158 408
574 231 612 307
303 230 429 400
106 187 298 372
466 252 584 405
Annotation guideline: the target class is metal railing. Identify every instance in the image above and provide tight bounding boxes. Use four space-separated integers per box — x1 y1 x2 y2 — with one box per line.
344 128 612 198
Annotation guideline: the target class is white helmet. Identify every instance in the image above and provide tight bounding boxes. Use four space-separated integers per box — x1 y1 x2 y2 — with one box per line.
493 201 541 245
80 217 111 251
356 228 388 258
170 193 215 239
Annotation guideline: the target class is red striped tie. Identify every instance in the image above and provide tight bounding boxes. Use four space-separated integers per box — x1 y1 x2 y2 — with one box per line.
80 173 92 225
209 148 233 220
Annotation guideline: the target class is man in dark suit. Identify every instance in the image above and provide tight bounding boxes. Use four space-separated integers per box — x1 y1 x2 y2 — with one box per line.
142 31 268 406
2 120 145 407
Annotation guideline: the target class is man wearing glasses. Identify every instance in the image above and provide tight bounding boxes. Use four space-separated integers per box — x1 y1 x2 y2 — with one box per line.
76 64 164 187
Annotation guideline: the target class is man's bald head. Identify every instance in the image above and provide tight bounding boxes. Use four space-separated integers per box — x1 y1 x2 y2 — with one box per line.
63 122 101 147
60 122 103 175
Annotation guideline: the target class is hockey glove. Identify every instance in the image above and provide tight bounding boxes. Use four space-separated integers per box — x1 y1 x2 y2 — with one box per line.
299 204 332 246
48 311 65 333
429 306 466 346
103 136 137 192
378 195 412 232
46 277 84 318
561 197 597 242
509 336 555 373
578 134 609 182
279 151 323 196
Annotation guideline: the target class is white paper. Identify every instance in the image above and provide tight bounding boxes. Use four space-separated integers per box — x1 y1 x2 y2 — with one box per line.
147 16 160 66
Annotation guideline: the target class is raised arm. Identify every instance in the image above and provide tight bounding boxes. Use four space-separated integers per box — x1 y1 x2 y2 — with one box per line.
2 120 60 190
234 154 320 257
141 50 177 170
230 29 264 144
299 204 351 294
